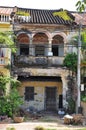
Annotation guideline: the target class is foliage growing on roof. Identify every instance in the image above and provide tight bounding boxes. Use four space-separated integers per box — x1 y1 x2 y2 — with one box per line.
16 11 30 16
53 10 73 21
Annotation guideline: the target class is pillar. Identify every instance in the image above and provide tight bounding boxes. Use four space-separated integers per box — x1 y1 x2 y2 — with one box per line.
61 76 68 109
29 37 35 56
46 38 52 56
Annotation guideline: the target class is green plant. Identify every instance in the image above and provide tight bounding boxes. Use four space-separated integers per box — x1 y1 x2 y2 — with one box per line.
46 129 56 130
63 53 77 73
0 89 23 117
76 0 86 12
0 76 10 94
79 128 86 130
53 10 73 21
0 75 23 117
0 32 16 53
16 11 30 16
6 127 16 130
81 94 86 102
35 126 45 130
68 98 75 114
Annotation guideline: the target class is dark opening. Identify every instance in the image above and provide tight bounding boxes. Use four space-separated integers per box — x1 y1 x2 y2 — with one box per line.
59 95 63 108
25 87 34 101
20 44 29 55
52 45 58 56
45 87 56 111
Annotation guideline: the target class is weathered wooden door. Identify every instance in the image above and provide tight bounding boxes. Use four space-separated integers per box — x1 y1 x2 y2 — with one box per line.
45 87 57 111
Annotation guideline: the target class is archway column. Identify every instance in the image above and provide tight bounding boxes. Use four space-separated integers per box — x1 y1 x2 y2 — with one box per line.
47 38 53 56
29 37 33 56
28 34 35 56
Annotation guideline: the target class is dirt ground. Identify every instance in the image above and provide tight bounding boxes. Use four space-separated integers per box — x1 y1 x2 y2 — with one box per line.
0 112 86 130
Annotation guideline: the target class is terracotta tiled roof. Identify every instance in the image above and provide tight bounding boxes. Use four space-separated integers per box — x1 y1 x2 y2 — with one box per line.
1 6 84 26
0 7 13 15
72 12 86 26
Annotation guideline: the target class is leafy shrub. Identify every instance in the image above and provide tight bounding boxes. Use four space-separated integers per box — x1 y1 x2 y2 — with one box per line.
0 88 23 117
0 75 23 117
81 94 86 102
68 98 75 114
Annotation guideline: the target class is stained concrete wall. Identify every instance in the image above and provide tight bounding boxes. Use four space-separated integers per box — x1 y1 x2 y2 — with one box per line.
18 81 62 111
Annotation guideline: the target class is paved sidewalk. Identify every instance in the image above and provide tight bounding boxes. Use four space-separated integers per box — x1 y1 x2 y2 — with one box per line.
0 122 86 130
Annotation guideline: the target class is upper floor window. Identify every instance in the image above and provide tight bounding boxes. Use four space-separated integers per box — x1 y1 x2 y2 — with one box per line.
35 45 45 56
52 35 64 57
20 44 29 55
52 44 64 56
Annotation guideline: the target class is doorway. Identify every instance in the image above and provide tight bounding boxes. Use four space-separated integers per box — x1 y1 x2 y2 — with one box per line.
45 87 57 111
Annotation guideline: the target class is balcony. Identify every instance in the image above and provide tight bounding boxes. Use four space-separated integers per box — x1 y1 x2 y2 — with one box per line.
14 55 64 68
0 57 5 65
0 57 9 66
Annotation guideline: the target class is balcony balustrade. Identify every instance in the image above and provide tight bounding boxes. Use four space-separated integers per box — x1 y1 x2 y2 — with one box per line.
14 55 64 67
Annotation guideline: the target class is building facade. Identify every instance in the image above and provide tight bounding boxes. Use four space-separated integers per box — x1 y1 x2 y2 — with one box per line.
0 6 86 112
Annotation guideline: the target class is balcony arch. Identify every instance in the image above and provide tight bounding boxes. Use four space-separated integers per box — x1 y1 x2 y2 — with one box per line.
17 33 30 44
52 32 67 43
33 32 48 44
16 33 30 55
32 32 49 56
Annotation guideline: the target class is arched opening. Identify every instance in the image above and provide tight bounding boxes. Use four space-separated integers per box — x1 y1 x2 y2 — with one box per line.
33 32 48 56
52 35 64 56
17 33 30 55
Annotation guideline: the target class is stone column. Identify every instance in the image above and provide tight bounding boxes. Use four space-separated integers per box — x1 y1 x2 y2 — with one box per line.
48 38 52 55
61 76 68 109
45 38 52 56
64 42 68 56
29 37 33 56
28 35 35 56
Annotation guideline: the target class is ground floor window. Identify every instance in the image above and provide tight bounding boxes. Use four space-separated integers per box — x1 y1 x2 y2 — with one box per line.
24 86 34 101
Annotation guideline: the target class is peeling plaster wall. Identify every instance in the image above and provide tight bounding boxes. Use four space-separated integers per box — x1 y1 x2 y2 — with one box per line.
18 81 62 111
17 67 70 110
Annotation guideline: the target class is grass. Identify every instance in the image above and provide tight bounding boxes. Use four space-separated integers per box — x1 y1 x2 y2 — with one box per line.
79 128 86 130
34 126 56 130
6 127 16 130
46 129 56 130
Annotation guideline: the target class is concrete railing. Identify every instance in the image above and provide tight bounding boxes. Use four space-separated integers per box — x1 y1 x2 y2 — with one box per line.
14 55 64 67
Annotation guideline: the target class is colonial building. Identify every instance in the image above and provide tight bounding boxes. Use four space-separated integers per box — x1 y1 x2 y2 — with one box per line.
0 6 12 88
0 6 86 112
